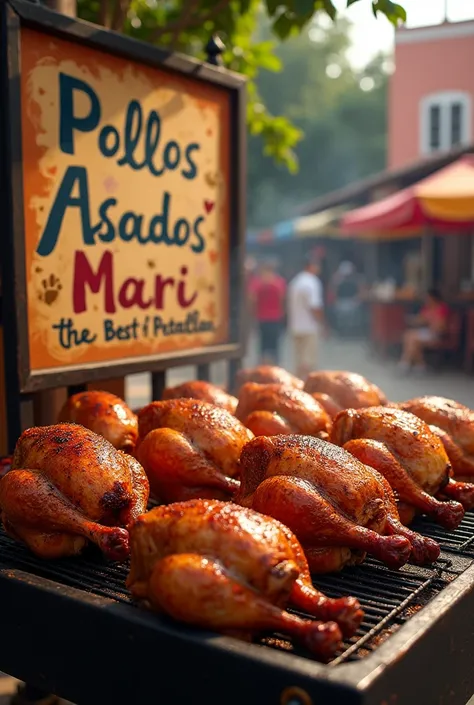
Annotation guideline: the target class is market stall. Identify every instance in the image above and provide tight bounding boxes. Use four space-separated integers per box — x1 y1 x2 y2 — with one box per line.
341 157 474 356
1 4 474 705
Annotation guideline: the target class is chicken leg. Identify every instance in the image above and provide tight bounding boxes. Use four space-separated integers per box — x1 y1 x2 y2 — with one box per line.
343 439 464 530
147 552 342 660
251 475 412 570
0 469 129 560
137 428 240 502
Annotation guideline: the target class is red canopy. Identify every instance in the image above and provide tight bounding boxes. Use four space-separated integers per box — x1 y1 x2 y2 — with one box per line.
341 155 474 237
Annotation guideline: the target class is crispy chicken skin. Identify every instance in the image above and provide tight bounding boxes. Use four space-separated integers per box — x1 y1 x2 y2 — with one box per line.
331 407 466 529
162 380 238 414
236 435 438 571
236 383 332 438
127 499 364 659
137 399 253 502
304 371 387 419
0 424 149 560
59 391 138 453
396 396 474 482
236 366 304 392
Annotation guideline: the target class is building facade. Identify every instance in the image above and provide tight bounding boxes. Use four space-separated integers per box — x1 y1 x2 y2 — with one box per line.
389 19 474 168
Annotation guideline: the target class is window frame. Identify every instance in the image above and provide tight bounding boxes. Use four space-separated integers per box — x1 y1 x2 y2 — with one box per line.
420 91 471 155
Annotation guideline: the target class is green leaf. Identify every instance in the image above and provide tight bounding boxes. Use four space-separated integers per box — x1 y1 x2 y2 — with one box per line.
294 0 315 15
272 12 295 39
372 0 406 24
322 0 337 20
346 0 360 5
265 0 281 16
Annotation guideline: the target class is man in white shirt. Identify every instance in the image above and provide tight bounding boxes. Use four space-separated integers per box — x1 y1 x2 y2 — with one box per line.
287 257 324 379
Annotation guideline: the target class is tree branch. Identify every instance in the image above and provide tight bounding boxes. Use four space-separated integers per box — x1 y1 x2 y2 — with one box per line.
149 0 231 42
169 0 200 49
111 0 131 31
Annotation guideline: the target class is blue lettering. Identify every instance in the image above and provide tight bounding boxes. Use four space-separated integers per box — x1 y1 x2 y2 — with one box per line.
117 100 146 170
173 218 190 246
145 111 164 177
59 73 101 155
164 141 180 171
182 143 200 179
119 212 143 242
92 198 116 243
99 126 120 157
148 192 170 244
191 215 205 254
37 166 95 257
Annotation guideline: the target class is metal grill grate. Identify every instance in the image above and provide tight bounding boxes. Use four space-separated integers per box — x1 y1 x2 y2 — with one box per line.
0 525 470 666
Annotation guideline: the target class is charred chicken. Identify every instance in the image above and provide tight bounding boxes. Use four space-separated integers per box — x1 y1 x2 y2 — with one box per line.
236 383 332 438
0 424 149 560
59 390 138 453
331 407 469 528
137 399 253 502
162 380 238 414
127 499 364 659
304 371 387 419
237 435 438 571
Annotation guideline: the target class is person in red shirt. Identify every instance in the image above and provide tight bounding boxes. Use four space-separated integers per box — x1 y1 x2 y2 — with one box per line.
248 260 287 364
399 288 450 373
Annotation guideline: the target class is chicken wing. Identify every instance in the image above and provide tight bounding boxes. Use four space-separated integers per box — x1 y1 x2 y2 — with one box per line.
236 366 304 391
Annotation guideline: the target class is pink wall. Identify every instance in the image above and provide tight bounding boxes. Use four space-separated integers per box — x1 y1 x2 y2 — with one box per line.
389 22 474 169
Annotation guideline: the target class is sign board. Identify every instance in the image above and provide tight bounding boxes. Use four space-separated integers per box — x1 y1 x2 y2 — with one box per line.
1 0 246 395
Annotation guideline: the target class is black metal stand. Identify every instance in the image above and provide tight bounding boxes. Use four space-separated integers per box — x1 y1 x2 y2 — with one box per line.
151 371 166 401
196 364 210 381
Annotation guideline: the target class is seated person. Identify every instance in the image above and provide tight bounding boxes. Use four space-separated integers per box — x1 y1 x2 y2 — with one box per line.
398 288 449 373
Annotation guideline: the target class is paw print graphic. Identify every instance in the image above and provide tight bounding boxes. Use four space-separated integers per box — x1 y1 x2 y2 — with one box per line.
38 274 62 305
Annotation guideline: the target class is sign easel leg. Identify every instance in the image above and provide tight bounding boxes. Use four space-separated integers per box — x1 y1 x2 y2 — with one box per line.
151 371 166 401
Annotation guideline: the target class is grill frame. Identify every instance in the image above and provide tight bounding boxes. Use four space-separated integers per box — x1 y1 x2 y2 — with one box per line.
0 550 473 705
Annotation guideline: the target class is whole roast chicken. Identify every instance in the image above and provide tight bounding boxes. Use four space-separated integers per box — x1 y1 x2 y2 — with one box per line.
236 435 438 571
396 396 474 481
137 399 253 502
0 424 149 560
331 407 471 528
236 383 332 438
59 390 138 453
236 366 303 392
162 380 238 414
127 499 364 659
304 371 387 420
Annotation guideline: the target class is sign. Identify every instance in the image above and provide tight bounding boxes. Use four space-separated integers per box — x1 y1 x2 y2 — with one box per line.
1 1 246 396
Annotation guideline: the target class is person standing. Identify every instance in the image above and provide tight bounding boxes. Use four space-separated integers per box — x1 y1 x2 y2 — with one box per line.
288 256 324 379
248 259 287 364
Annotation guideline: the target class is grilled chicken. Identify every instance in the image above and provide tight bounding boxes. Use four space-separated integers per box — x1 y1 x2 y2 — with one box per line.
236 435 438 571
0 424 149 560
304 371 387 419
331 407 468 528
236 366 304 392
236 383 332 438
162 380 238 414
396 396 474 482
59 391 138 453
127 499 364 659
137 399 253 502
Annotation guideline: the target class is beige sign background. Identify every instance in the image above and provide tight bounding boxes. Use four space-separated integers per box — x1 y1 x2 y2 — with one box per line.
21 28 231 372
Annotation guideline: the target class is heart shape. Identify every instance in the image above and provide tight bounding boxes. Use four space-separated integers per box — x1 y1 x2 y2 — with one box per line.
204 200 215 214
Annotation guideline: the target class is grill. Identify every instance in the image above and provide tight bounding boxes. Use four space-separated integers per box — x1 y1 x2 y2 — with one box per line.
0 464 474 705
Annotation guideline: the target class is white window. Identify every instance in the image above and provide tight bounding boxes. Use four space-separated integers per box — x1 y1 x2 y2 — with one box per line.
420 91 471 155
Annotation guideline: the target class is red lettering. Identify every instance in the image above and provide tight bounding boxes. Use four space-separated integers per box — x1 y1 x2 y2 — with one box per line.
154 276 175 309
73 250 116 314
177 266 197 308
118 278 153 309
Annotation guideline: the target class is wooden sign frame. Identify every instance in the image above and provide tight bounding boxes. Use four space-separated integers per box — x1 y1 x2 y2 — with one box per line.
0 0 246 411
